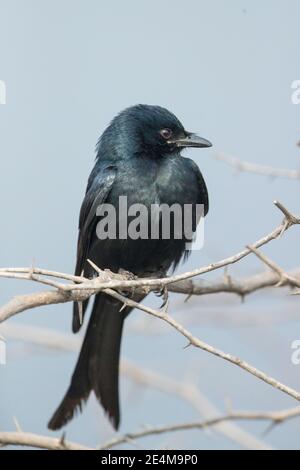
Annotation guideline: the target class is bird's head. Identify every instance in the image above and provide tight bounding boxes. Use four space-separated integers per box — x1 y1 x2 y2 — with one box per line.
97 104 212 160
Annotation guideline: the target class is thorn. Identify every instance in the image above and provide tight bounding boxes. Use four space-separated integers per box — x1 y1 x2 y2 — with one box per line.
59 431 66 448
184 282 194 302
78 301 83 325
279 220 289 238
28 264 34 280
13 416 22 433
223 266 231 283
184 292 193 303
31 258 36 273
274 200 300 226
289 290 300 296
119 302 127 312
87 259 102 274
261 421 278 437
183 341 193 349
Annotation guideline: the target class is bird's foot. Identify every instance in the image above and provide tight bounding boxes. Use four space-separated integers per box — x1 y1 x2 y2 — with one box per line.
117 268 137 280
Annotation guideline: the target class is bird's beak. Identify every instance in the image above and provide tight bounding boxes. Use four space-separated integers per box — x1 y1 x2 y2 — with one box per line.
171 133 212 148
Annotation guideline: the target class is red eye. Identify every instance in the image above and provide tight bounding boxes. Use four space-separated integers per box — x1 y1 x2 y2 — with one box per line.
160 128 173 140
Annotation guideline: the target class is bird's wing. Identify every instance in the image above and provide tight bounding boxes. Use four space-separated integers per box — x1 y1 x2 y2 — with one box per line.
178 158 209 267
75 163 116 277
187 158 209 216
73 163 116 333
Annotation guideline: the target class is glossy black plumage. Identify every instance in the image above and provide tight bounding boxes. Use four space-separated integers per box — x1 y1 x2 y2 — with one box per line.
48 104 211 430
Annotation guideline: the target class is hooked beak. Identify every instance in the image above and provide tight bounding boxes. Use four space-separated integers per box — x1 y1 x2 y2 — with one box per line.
171 132 212 149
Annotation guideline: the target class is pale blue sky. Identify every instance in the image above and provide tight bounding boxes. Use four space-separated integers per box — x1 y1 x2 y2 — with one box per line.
0 0 300 449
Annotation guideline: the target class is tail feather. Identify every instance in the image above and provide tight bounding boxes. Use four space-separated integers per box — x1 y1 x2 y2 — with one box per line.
89 297 125 429
48 294 126 431
72 299 90 333
48 396 88 431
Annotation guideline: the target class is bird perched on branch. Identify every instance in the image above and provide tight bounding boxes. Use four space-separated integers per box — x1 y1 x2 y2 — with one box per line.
48 104 211 430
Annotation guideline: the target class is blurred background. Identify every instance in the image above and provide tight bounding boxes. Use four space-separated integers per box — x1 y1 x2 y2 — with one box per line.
0 0 300 450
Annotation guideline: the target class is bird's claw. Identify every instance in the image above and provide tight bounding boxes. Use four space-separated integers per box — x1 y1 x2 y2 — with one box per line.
154 286 169 311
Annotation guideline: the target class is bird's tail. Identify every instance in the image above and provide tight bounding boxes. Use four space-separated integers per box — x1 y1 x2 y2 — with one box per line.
48 294 126 430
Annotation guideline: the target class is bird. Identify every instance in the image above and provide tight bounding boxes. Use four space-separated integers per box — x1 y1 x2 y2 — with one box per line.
48 104 211 431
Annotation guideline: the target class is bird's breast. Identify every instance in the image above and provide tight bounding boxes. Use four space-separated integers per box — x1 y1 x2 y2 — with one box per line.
109 156 199 208
93 156 201 273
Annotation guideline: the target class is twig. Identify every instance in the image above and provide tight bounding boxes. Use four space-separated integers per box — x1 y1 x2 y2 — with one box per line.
55 200 300 291
122 359 271 450
101 288 300 404
247 245 300 289
214 153 300 180
0 267 84 283
0 431 92 450
4 404 300 450
0 323 271 450
1 202 300 440
0 200 299 323
99 406 300 449
168 268 300 297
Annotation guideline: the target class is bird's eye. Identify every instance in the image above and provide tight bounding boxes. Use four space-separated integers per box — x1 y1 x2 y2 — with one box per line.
160 128 173 140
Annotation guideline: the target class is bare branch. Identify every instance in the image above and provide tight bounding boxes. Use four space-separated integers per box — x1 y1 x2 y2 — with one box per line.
247 245 300 289
0 323 271 450
0 200 299 324
1 201 300 444
0 431 93 450
168 267 300 297
99 406 300 449
3 404 300 450
214 153 300 180
102 287 300 403
10 267 300 409
122 359 271 450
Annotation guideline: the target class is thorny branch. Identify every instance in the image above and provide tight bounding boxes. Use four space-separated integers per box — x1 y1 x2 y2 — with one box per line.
1 405 300 450
98 406 300 450
0 323 271 450
214 153 300 180
0 200 299 324
1 200 300 450
0 432 92 450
